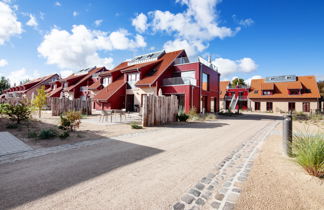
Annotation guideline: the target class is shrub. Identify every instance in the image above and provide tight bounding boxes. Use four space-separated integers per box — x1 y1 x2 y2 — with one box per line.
27 130 38 138
309 113 323 121
293 133 324 177
38 128 58 139
292 112 309 121
59 131 70 139
4 102 31 124
60 111 81 131
130 122 143 129
0 103 9 115
6 123 18 129
32 86 47 118
205 113 217 120
188 107 199 120
177 112 189 122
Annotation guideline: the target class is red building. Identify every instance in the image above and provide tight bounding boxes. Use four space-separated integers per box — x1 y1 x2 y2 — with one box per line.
47 67 108 101
220 81 250 110
3 74 60 101
94 50 220 113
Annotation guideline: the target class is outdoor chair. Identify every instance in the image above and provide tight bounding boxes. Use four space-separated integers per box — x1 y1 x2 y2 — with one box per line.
99 110 113 122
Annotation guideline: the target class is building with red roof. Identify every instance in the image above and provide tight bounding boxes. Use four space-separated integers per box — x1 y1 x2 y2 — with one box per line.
47 67 108 101
3 74 60 101
219 81 250 111
93 49 220 113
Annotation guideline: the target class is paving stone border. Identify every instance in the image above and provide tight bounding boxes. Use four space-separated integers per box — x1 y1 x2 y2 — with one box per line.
172 121 280 210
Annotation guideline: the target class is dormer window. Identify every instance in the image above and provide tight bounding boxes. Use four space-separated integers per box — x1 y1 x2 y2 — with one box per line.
128 72 140 82
289 89 300 95
103 76 112 87
64 82 68 88
262 90 272 95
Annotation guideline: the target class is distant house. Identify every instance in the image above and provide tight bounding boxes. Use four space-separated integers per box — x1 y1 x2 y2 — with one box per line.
219 81 250 111
248 75 321 113
47 67 108 101
94 49 220 113
4 74 60 101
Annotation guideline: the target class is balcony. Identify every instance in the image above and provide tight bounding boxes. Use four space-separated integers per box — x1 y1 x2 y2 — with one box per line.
162 77 197 86
174 57 190 65
225 95 248 101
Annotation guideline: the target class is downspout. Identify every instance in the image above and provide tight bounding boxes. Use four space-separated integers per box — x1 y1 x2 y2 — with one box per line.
200 62 202 113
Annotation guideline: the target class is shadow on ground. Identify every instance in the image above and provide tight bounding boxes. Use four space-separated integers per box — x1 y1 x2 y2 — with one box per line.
0 137 163 209
162 121 229 129
217 113 283 121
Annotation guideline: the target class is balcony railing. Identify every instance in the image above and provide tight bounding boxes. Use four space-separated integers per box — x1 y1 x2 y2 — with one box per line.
225 95 248 100
162 77 197 86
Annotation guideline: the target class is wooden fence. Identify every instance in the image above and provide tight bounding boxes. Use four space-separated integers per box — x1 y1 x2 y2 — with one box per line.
49 98 92 116
142 95 178 127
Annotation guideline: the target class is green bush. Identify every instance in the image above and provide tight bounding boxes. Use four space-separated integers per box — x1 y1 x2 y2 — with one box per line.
130 122 143 129
60 111 81 131
6 123 18 129
3 102 31 124
293 133 324 177
38 128 58 139
27 130 38 138
177 112 189 122
0 103 10 115
59 131 70 139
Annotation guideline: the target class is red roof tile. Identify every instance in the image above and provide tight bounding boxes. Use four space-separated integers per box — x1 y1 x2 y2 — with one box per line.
249 76 320 99
136 50 184 86
48 86 63 97
94 76 126 101
88 80 102 90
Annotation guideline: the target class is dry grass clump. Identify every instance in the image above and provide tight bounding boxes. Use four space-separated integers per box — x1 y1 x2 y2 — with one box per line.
293 132 324 178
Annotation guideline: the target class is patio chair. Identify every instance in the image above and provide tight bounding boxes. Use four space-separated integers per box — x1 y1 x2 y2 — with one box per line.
99 110 112 122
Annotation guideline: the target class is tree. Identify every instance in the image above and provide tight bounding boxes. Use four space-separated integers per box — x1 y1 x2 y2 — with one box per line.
0 76 10 94
5 102 31 124
318 81 324 97
20 79 30 85
231 78 246 87
32 86 47 118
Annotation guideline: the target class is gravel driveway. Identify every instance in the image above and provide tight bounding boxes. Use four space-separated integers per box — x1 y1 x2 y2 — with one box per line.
0 113 281 210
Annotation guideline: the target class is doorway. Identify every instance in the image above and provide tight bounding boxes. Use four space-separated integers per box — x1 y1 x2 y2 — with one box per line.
126 94 135 112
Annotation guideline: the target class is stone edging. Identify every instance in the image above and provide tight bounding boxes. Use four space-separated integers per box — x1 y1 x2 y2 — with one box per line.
172 121 280 210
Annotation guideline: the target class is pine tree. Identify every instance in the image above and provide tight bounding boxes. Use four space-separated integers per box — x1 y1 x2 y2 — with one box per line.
32 86 47 118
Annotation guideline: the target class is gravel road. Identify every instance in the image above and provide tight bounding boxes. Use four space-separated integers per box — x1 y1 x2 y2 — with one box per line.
0 114 281 210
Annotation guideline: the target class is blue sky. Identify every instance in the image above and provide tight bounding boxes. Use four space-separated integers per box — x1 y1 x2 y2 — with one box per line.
0 0 323 85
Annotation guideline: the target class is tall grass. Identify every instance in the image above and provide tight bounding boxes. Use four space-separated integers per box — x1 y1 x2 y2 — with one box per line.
293 132 324 178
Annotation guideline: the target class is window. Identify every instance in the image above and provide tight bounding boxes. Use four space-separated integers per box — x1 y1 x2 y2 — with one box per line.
289 89 300 95
202 73 210 91
303 102 310 112
255 102 260 111
103 76 112 87
64 82 68 88
254 90 258 94
288 102 295 111
262 90 272 95
80 86 88 91
128 73 140 82
266 102 273 111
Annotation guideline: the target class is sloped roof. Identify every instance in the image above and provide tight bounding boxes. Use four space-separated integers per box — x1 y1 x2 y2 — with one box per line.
249 76 320 99
261 82 274 90
94 76 125 101
121 60 161 72
47 86 63 97
88 80 102 90
100 62 128 77
22 74 59 93
67 67 106 92
220 81 230 99
136 50 184 86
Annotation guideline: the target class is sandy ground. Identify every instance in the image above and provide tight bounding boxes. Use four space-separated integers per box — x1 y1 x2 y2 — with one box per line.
0 111 149 149
0 114 280 210
235 121 324 210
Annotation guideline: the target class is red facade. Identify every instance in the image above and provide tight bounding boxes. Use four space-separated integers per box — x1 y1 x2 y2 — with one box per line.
94 50 220 113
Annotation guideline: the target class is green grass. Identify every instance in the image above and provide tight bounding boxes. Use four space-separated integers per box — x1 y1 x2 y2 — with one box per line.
293 133 324 178
130 122 143 129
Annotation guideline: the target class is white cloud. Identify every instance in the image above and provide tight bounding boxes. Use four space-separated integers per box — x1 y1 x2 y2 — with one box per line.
37 25 146 70
213 57 258 77
132 13 148 33
137 0 238 56
239 18 254 27
245 75 262 85
0 59 8 67
73 11 79 17
60 70 73 78
54 1 61 7
0 2 23 45
94 19 103 27
8 68 40 86
164 39 206 56
26 14 38 27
